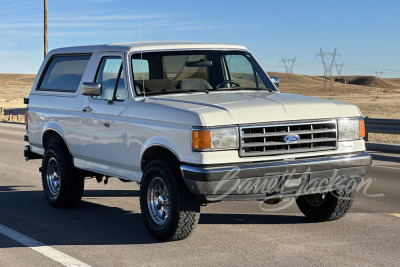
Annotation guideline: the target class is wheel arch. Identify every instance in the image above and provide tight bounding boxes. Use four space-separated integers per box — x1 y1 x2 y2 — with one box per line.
141 145 181 172
42 122 71 154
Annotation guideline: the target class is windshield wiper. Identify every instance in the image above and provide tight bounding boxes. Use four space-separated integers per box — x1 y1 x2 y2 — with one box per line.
180 89 210 94
143 89 210 96
216 87 274 92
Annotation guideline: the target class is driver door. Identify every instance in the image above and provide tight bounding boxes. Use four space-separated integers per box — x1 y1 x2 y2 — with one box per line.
81 53 130 178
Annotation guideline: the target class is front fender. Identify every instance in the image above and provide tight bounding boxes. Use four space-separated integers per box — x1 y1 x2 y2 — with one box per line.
141 136 181 162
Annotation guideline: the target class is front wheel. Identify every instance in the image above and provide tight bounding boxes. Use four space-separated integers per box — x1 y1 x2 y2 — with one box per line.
140 160 200 241
296 187 355 222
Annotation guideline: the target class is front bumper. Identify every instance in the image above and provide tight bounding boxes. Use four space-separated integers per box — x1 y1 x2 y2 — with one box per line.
180 152 372 201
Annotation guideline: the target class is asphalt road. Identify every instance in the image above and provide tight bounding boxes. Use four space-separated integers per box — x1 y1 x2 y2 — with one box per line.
0 123 399 267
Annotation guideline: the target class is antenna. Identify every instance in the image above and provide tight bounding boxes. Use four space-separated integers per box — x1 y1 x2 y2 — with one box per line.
138 14 145 100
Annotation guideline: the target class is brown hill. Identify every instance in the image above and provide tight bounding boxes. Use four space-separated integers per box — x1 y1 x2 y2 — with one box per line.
334 76 396 88
0 74 35 109
0 73 35 86
267 72 400 95
383 78 400 87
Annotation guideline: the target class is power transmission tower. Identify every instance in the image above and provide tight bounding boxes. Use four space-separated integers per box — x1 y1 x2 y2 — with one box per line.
335 63 344 76
317 48 340 93
44 0 48 57
375 71 383 78
279 57 296 73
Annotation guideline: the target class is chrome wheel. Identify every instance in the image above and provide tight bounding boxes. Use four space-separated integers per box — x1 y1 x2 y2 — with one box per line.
147 177 170 225
46 157 60 197
304 193 326 207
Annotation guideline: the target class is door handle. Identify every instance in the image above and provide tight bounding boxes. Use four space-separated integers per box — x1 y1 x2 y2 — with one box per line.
82 106 93 113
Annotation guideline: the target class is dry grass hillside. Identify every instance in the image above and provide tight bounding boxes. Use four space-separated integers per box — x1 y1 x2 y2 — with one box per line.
0 72 399 143
268 72 400 120
0 74 35 109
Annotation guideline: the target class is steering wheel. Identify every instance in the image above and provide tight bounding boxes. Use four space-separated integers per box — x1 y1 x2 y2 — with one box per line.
215 80 240 89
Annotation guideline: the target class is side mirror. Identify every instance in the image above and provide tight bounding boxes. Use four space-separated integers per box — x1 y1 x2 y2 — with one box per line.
82 82 102 96
270 77 280 88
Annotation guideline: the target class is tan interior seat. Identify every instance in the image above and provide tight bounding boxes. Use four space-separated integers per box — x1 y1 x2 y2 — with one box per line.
135 79 176 93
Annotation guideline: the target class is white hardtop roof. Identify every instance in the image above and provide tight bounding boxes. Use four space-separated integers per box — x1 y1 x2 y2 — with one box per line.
49 41 249 55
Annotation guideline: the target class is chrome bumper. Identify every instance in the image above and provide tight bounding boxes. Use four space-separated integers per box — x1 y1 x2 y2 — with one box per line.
180 152 372 201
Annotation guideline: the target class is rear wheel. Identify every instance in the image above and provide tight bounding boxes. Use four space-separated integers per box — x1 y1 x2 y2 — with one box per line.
140 160 200 241
41 144 84 208
296 187 355 221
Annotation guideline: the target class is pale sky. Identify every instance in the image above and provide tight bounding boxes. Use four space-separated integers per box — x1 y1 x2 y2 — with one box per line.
0 0 399 77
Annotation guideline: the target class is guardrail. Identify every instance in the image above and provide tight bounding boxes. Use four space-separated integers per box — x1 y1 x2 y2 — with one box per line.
364 117 400 141
1 107 26 123
3 108 26 116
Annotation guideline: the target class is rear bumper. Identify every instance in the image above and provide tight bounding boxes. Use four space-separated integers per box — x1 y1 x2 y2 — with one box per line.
180 152 372 201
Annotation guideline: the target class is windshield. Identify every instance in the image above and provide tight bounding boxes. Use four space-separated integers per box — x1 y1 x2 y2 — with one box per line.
131 50 276 96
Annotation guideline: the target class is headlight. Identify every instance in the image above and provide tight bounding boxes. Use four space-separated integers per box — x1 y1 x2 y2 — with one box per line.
192 127 239 151
338 118 365 141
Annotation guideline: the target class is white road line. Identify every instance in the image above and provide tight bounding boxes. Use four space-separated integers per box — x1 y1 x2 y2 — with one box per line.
0 223 91 267
372 165 400 171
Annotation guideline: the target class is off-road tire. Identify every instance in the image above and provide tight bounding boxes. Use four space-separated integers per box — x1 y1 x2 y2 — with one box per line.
140 160 201 241
296 187 355 222
41 144 84 208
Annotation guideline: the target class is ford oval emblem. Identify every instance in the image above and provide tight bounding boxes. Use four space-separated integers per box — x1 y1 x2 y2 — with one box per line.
283 134 300 143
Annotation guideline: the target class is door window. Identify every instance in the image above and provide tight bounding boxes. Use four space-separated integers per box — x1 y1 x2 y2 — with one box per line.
94 57 125 101
225 54 266 89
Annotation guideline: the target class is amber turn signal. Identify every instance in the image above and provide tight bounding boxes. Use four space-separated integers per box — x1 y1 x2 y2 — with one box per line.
192 129 212 150
359 119 365 138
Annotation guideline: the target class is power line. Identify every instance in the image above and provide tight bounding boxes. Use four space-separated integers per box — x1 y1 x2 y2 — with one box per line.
343 60 400 73
0 0 16 10
296 62 320 66
343 66 400 75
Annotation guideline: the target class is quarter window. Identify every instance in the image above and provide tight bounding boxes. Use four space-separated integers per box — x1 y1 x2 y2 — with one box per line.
38 55 90 92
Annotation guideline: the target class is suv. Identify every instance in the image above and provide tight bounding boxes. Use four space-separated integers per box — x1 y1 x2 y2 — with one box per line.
24 42 371 241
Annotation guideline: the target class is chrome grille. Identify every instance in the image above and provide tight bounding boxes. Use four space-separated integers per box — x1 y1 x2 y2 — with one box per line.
239 120 337 157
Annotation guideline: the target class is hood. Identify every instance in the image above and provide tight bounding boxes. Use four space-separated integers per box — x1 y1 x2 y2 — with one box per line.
145 91 362 126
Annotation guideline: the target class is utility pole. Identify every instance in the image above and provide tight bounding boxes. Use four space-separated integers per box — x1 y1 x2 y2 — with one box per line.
44 0 48 58
279 57 296 73
317 48 340 94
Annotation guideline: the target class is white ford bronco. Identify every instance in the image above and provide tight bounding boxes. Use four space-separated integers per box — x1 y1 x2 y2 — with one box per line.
24 42 372 241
